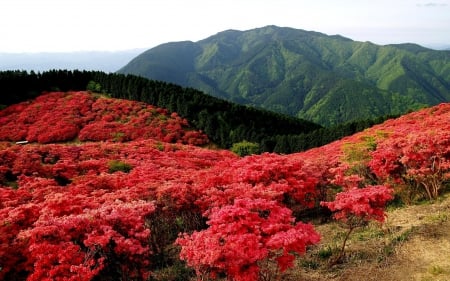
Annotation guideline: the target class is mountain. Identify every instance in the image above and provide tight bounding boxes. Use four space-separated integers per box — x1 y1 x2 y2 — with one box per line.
0 49 145 73
119 25 450 126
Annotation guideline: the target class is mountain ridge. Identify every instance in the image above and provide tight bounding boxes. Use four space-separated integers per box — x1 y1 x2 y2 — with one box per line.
119 25 450 126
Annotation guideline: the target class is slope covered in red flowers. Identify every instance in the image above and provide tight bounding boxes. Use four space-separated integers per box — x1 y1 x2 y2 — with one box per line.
0 92 449 281
299 102 450 202
0 91 208 145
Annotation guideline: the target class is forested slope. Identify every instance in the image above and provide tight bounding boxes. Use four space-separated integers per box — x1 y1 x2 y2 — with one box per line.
0 70 321 149
1 70 396 153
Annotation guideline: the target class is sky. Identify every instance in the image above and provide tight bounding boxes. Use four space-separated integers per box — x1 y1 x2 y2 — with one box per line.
0 0 449 53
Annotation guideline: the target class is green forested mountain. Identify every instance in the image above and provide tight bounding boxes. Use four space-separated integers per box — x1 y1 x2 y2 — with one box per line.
119 25 450 126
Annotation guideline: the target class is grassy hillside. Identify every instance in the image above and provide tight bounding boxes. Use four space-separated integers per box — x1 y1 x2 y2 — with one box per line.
119 25 450 126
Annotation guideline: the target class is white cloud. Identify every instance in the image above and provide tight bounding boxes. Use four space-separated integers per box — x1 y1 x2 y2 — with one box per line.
417 2 448 7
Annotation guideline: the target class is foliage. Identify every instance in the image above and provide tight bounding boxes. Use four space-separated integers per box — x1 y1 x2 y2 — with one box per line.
176 198 320 281
108 160 132 173
0 91 209 145
231 140 260 156
86 80 102 93
320 185 393 264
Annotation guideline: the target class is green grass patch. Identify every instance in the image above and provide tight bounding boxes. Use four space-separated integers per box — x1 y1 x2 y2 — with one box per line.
108 160 132 173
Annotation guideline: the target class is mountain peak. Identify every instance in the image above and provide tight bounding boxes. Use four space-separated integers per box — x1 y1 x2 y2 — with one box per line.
119 26 450 126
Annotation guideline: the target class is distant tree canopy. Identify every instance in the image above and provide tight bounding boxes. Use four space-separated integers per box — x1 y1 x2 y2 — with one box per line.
231 141 260 157
0 70 397 153
86 80 103 93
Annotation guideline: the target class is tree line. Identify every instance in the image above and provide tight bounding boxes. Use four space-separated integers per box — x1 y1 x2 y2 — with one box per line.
0 70 396 153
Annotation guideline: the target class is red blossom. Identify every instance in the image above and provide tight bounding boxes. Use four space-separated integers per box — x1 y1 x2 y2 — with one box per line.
176 198 320 280
321 185 393 224
0 91 208 145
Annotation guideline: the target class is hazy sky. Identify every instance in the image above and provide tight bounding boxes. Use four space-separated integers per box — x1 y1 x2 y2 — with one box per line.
1 0 449 53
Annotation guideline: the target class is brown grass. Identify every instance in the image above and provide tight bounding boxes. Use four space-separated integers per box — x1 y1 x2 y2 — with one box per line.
284 192 450 281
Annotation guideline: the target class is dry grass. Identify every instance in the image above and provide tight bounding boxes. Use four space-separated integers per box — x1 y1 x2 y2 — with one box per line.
284 192 450 281
178 192 450 281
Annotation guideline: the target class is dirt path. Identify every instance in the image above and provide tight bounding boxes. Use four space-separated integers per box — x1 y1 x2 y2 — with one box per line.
383 195 450 281
292 193 450 281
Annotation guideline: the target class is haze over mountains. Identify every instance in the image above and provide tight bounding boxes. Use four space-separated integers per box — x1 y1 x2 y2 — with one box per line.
119 25 450 126
0 49 145 73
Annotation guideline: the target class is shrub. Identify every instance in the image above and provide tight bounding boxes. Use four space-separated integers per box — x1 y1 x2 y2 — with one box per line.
108 160 132 173
231 141 260 157
321 185 393 265
176 198 320 281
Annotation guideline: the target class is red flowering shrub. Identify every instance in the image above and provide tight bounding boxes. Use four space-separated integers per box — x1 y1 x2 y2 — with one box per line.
321 185 393 224
176 198 320 281
320 185 393 264
369 130 450 200
0 201 41 279
17 200 155 281
0 91 209 145
194 153 320 215
0 139 238 280
1 176 156 280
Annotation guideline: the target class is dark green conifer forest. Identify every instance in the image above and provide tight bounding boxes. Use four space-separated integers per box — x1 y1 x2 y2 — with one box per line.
0 70 396 153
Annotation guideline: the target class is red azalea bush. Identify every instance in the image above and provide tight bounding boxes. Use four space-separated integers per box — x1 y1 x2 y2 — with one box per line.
0 172 156 280
302 103 450 203
176 198 320 281
0 140 236 280
194 153 320 215
321 185 393 224
320 185 393 263
0 91 209 145
21 200 155 281
369 130 450 200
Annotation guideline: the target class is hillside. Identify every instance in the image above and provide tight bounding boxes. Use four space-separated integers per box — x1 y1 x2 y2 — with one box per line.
119 25 450 126
0 70 323 150
0 91 208 145
0 70 405 154
0 92 449 280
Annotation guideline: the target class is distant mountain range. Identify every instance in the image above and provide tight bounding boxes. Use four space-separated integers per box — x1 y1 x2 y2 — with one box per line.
0 49 145 73
119 25 450 126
